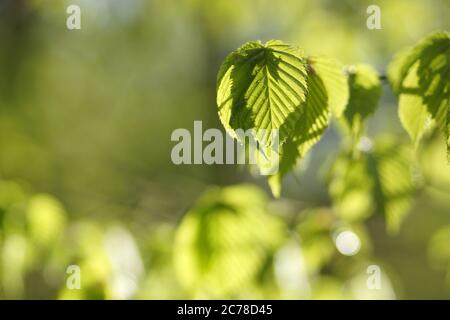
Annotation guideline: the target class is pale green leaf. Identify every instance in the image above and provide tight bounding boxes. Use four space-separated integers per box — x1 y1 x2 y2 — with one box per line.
420 134 450 190
268 71 329 197
27 195 67 248
217 40 308 147
309 56 349 118
343 64 382 139
388 31 449 95
173 184 285 296
369 138 414 234
328 155 374 222
389 31 450 156
398 63 433 144
388 46 415 95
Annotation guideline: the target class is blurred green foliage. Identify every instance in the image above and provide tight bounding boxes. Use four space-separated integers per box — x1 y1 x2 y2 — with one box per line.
0 0 449 299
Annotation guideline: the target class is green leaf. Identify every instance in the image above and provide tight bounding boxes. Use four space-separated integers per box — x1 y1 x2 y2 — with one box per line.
388 31 450 156
388 31 449 95
420 133 450 190
328 137 414 233
398 63 433 144
308 56 349 118
343 64 382 140
329 154 374 222
217 40 308 147
388 47 415 95
295 208 335 274
414 33 449 120
173 184 285 297
268 70 329 197
369 138 414 233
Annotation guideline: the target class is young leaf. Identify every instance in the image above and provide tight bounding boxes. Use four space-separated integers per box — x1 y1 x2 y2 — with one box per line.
388 47 416 95
398 63 433 144
217 40 308 147
388 31 449 95
268 70 329 197
388 31 450 156
343 64 382 140
414 32 449 120
308 56 349 118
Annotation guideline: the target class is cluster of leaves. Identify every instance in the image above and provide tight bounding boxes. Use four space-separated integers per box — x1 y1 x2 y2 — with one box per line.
216 31 449 232
0 179 391 299
0 180 67 298
172 184 393 299
216 41 349 196
0 180 147 300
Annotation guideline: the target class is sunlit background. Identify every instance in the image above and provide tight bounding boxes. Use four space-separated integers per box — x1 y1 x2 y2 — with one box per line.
0 0 449 299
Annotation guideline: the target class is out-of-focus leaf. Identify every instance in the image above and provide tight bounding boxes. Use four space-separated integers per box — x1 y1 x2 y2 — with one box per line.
328 137 414 233
1 235 29 299
310 276 348 299
343 64 382 140
428 225 450 287
0 181 27 210
27 194 67 248
420 134 450 190
173 184 285 297
296 208 335 274
59 222 113 300
429 225 450 269
369 138 415 233
329 155 374 222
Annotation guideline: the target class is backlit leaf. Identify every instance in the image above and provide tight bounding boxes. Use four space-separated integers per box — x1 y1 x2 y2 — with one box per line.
173 184 285 297
268 68 329 197
308 56 349 118
388 31 450 157
343 64 382 140
217 40 308 147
